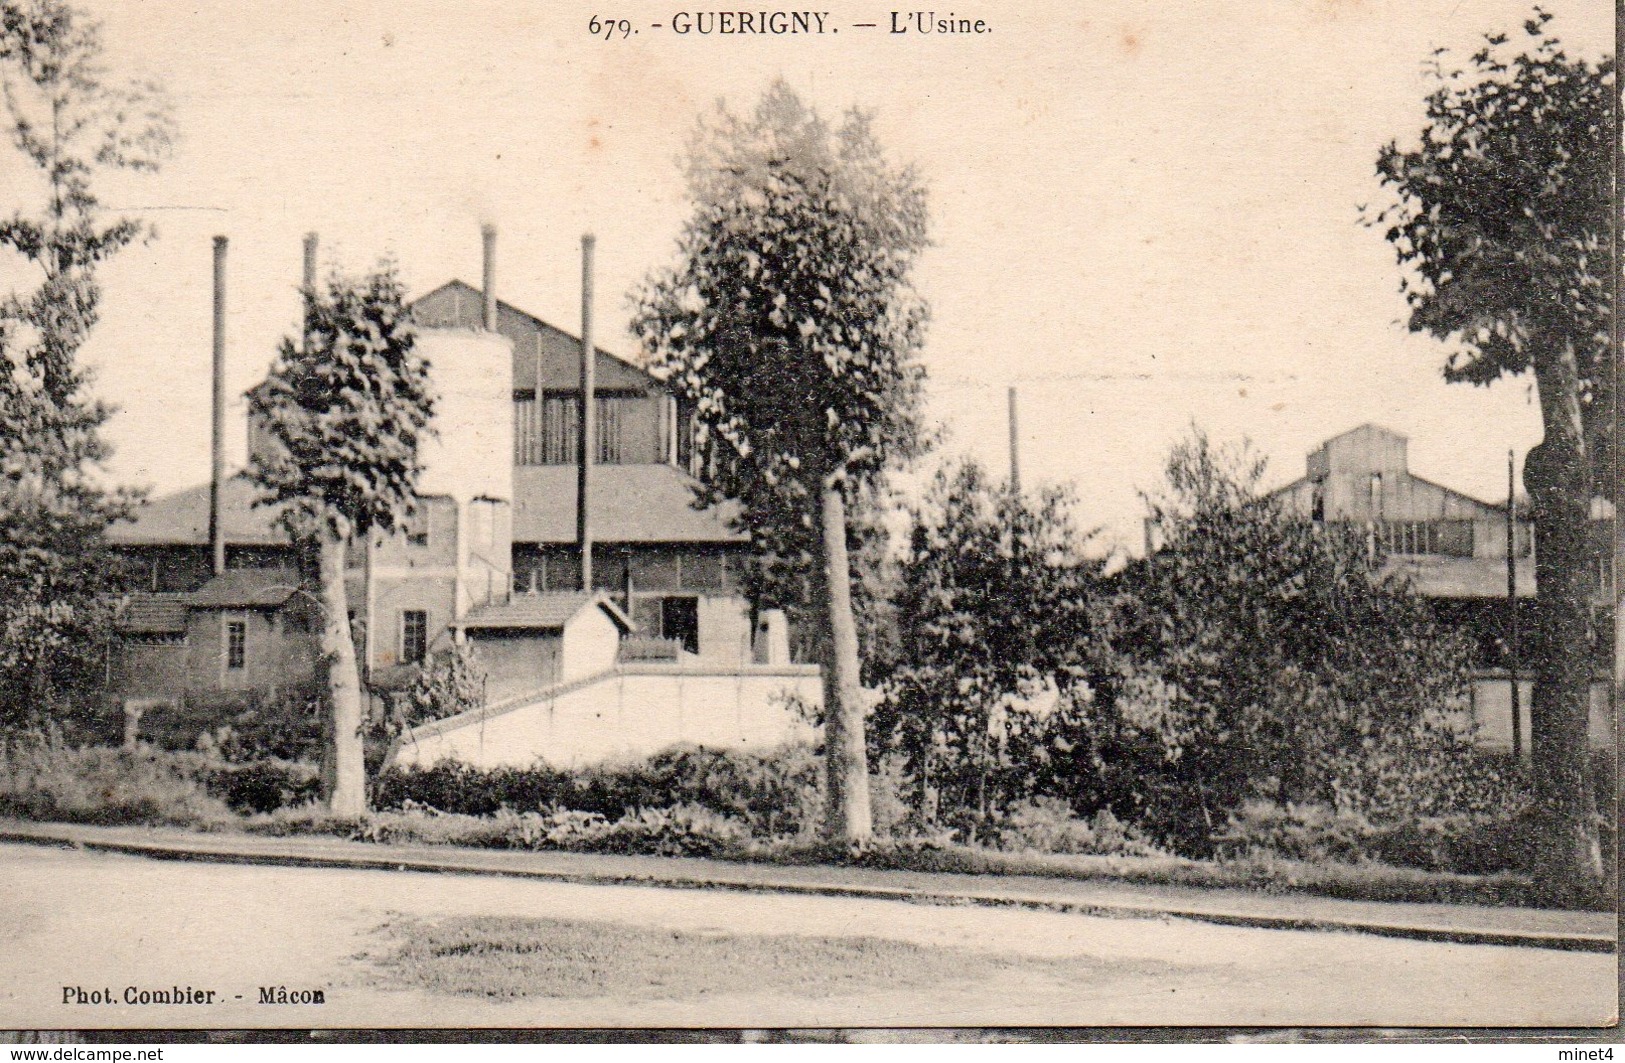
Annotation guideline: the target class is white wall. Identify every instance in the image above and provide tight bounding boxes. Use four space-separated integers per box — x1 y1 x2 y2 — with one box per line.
1471 677 1614 753
415 330 514 504
394 664 821 769
560 605 622 682
697 595 753 665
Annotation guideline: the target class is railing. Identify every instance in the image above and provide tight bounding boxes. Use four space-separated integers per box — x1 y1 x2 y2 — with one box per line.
618 636 683 663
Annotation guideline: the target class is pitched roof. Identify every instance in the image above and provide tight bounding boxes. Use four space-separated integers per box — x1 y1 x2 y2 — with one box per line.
461 592 631 631
411 280 658 393
117 594 190 634
187 570 303 609
107 473 292 547
512 464 746 544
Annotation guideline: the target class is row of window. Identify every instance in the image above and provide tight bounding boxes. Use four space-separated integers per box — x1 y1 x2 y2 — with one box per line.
514 394 645 465
512 548 737 595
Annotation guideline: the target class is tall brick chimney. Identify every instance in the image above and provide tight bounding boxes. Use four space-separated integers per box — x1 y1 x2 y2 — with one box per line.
481 224 498 332
209 236 228 577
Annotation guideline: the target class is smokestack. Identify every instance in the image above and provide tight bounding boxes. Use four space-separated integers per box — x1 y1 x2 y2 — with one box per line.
209 236 228 577
1007 386 1020 496
577 233 597 592
481 224 498 332
302 232 318 293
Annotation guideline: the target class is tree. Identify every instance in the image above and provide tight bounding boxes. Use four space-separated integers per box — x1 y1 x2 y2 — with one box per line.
871 458 1105 836
633 81 930 844
251 267 433 816
1370 11 1613 889
0 0 172 723
1049 430 1474 853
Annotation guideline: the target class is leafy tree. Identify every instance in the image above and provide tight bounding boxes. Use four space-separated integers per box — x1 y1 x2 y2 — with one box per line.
633 81 930 844
1046 430 1474 854
251 267 433 816
0 0 172 723
871 458 1105 836
1369 11 1613 888
386 642 486 736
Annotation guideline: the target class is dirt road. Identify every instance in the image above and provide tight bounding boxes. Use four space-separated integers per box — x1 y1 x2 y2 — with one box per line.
0 843 1613 1029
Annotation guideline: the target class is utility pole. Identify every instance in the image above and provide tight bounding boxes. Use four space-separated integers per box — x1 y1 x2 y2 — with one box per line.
577 234 597 592
1508 449 1521 760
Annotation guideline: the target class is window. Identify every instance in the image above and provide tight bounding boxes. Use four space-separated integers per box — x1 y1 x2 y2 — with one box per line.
405 507 429 547
541 394 579 465
514 392 637 465
661 597 700 655
596 396 622 464
628 595 700 654
225 620 246 671
401 610 428 665
1375 520 1474 558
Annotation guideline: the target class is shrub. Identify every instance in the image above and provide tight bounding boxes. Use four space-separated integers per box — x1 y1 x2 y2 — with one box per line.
0 728 231 827
203 759 320 814
1209 798 1608 877
375 742 821 838
992 797 1166 858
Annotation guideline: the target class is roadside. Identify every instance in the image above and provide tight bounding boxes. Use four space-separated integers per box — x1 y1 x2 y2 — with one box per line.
6 841 1615 1028
0 818 1613 952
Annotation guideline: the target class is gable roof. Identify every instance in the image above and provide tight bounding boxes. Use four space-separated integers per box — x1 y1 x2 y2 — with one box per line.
117 594 190 634
460 591 632 632
512 464 746 544
187 570 303 609
411 280 659 394
107 473 292 547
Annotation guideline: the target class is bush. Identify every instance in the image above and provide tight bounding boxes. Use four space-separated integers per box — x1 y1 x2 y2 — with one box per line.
203 759 320 814
375 743 821 839
0 728 231 827
1209 798 1606 877
244 799 753 859
992 797 1166 858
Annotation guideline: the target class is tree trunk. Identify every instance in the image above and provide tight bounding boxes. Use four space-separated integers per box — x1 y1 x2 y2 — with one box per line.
1524 341 1603 894
318 529 367 818
819 480 872 846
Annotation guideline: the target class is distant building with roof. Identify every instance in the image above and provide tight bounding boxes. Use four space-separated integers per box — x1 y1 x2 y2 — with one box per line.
104 242 815 765
1272 423 1613 752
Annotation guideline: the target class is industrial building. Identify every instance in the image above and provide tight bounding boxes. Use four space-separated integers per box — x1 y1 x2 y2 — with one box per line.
1272 423 1614 752
105 231 817 765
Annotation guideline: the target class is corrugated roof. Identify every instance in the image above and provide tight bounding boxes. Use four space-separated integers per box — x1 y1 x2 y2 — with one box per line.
512 464 745 544
187 570 303 609
107 473 292 547
461 592 631 631
118 594 190 634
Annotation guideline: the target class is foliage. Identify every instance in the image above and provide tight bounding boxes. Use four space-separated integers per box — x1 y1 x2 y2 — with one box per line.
989 798 1165 858
1369 9 1614 890
1370 11 1613 499
251 266 434 544
0 0 173 721
384 643 487 735
871 457 1108 832
252 799 754 859
374 742 822 839
631 80 931 842
250 264 433 816
1031 429 1476 854
632 80 930 595
0 726 230 825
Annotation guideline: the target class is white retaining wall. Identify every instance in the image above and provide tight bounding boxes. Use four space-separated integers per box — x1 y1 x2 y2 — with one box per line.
393 663 822 769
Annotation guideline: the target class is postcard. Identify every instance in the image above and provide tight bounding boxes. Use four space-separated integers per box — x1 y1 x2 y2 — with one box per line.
0 0 1616 1039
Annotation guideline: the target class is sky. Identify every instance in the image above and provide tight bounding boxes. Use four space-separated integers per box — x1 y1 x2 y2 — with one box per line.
23 0 1615 556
